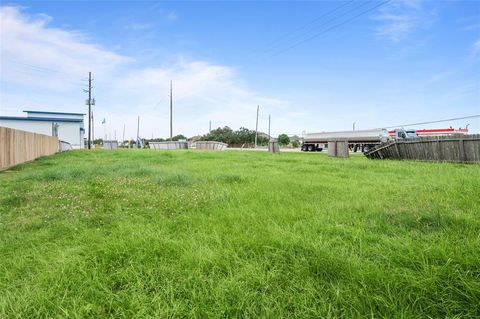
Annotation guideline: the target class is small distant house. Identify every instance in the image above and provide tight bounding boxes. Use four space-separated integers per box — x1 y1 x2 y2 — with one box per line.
0 110 85 149
258 132 275 141
188 135 202 142
289 135 303 143
187 135 202 148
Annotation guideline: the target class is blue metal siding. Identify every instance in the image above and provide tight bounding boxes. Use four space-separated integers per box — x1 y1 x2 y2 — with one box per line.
23 110 86 116
0 116 83 123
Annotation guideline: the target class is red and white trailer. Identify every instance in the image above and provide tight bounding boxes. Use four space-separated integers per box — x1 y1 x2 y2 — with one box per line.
388 127 469 137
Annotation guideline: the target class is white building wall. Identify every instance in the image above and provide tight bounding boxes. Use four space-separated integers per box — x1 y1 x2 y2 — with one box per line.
0 120 85 149
57 122 84 148
0 120 52 136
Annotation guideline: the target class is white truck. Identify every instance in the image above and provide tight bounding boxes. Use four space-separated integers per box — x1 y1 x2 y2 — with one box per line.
301 128 416 152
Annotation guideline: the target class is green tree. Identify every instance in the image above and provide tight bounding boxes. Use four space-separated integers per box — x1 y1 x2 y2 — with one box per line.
201 127 236 144
200 127 270 145
172 134 187 141
236 127 254 144
278 134 290 146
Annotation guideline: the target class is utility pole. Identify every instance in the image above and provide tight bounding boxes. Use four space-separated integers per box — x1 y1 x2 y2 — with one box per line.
169 80 173 141
114 130 116 141
255 105 259 148
91 111 94 144
84 72 93 149
122 124 125 143
103 118 106 141
209 120 211 133
353 122 356 131
137 116 140 142
268 114 271 141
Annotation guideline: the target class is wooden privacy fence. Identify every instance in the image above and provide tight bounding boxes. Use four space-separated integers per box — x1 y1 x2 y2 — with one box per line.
365 134 480 163
328 140 349 158
0 126 59 170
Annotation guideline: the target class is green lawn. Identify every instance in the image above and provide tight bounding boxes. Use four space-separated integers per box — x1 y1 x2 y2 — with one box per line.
0 150 479 318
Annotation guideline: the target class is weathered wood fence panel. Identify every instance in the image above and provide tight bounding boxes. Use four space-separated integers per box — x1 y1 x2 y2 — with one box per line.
149 141 188 150
195 141 228 150
365 135 480 163
328 140 349 158
0 126 59 170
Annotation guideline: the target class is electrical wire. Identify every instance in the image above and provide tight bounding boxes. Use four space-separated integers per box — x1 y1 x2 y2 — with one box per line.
381 115 480 129
255 0 357 55
269 0 392 57
2 60 87 86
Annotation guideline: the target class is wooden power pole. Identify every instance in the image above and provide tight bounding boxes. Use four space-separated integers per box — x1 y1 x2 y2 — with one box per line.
91 111 94 144
170 80 173 141
87 72 92 149
268 114 271 141
137 116 140 142
255 105 259 148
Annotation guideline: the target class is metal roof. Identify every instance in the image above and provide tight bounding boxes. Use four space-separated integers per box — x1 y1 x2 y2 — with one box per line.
23 110 86 116
0 116 83 123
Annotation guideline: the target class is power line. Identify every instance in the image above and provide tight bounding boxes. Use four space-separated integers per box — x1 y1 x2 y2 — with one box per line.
3 59 87 86
256 0 356 55
5 59 82 78
3 67 85 86
269 0 391 57
381 115 480 129
265 0 372 55
6 59 64 74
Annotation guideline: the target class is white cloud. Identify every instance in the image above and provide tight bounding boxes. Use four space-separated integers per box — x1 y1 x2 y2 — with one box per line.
472 39 480 58
0 6 128 91
124 22 156 31
0 6 292 138
463 23 480 32
373 0 435 42
163 11 178 21
149 3 178 21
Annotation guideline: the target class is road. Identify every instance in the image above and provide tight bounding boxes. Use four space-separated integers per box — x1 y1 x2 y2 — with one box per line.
225 147 365 154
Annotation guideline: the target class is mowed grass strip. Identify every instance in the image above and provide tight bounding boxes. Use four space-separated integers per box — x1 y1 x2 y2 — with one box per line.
0 149 479 318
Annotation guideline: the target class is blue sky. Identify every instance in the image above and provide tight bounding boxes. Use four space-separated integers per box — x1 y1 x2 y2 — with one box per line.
1 0 479 139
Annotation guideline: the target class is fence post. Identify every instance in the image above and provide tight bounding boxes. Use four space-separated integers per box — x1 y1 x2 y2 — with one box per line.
436 139 442 161
459 139 466 163
394 142 400 159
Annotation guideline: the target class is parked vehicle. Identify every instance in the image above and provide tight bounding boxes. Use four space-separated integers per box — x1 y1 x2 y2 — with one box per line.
388 127 468 137
301 128 416 152
390 129 418 140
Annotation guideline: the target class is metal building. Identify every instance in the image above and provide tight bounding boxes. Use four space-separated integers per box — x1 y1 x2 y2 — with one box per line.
0 110 85 149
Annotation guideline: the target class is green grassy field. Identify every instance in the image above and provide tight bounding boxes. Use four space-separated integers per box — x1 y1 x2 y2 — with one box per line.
0 150 479 318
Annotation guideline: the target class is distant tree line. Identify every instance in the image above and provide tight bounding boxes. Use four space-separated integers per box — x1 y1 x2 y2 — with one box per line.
146 135 187 142
201 126 269 146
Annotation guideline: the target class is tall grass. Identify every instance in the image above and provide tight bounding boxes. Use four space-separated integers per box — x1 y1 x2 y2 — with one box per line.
0 149 479 318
